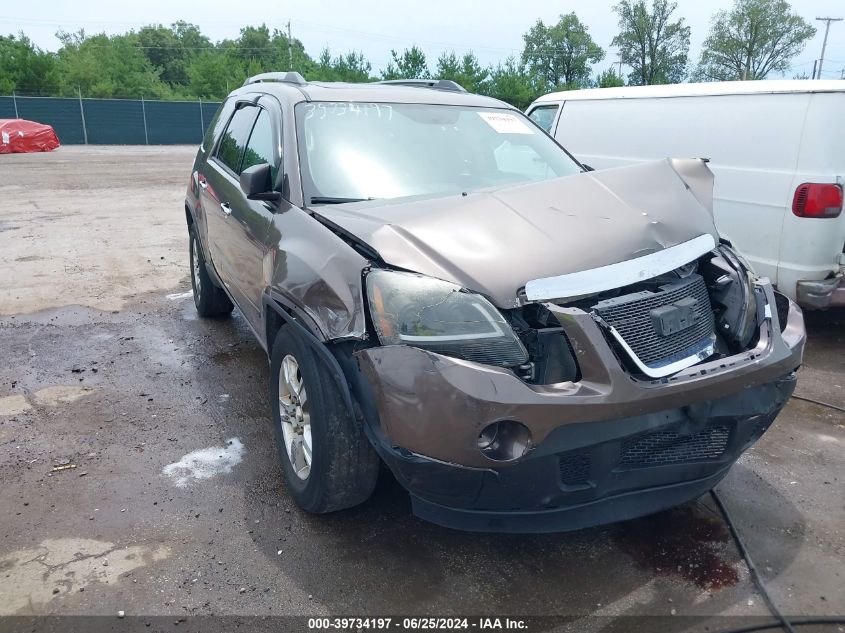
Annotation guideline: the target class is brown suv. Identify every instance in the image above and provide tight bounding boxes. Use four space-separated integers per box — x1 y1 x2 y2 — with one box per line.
184 72 805 532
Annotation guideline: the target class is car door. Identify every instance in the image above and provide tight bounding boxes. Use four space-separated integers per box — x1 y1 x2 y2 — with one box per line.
201 102 259 309
223 100 281 330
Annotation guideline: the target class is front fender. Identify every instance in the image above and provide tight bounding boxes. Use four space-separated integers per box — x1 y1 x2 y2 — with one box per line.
264 207 369 341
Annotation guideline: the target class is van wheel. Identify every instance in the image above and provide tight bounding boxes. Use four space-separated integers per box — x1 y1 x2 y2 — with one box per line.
189 226 233 317
269 326 379 513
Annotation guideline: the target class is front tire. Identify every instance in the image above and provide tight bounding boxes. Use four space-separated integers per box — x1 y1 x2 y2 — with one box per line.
189 226 233 317
269 326 379 513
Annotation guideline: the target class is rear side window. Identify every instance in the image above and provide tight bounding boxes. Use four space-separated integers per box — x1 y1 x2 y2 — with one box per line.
527 104 559 133
216 106 258 173
241 108 278 181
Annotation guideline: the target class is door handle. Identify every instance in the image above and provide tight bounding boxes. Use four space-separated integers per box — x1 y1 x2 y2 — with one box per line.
221 202 232 216
198 178 208 189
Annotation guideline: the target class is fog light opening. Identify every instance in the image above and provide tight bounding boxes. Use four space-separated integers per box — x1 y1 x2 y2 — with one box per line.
477 420 532 461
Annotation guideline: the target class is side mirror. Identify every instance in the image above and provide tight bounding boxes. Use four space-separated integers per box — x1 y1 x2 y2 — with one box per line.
240 163 281 201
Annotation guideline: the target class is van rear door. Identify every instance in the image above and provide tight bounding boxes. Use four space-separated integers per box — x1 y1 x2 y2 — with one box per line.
778 91 845 302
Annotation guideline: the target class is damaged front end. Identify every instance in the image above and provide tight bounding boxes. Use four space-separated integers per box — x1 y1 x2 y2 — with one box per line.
521 239 765 382
321 161 806 532
341 250 805 532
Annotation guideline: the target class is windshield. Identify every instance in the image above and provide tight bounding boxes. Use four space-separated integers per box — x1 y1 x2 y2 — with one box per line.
295 102 583 204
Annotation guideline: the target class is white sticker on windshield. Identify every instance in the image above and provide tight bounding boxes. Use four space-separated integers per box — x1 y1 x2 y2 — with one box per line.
477 112 533 134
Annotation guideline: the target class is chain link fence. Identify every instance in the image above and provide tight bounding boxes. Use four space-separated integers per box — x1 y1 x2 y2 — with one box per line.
0 95 222 145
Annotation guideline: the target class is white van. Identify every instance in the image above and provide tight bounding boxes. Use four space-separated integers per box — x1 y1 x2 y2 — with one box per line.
527 80 845 309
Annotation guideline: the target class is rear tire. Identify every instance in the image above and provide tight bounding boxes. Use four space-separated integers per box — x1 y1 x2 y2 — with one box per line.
189 225 233 317
269 325 379 513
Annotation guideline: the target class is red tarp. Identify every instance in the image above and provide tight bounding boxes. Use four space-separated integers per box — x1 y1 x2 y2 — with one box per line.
0 119 60 154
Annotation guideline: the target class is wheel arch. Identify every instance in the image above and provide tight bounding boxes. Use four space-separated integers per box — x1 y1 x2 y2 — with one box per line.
263 293 356 422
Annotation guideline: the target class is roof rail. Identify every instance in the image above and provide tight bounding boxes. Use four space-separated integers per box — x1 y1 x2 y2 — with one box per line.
243 71 307 87
376 79 467 93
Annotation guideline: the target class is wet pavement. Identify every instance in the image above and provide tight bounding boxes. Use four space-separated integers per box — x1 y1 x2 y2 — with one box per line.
0 147 843 630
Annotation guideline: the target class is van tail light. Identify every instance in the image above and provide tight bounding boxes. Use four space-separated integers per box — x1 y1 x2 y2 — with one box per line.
792 183 843 218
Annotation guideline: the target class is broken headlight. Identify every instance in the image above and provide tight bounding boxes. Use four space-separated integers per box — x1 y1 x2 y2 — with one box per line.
709 244 758 350
365 270 529 368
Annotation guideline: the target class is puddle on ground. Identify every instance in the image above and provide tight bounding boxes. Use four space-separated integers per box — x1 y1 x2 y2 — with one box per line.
614 504 740 590
0 395 32 416
161 437 244 487
0 537 170 614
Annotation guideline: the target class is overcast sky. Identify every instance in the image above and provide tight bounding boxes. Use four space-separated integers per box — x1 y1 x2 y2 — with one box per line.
3 0 845 79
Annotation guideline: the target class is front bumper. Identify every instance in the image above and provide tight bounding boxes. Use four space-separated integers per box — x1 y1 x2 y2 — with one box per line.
352 281 805 532
797 275 845 309
369 374 794 532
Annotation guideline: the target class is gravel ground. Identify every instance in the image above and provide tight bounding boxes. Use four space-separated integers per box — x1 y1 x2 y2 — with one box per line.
0 146 842 631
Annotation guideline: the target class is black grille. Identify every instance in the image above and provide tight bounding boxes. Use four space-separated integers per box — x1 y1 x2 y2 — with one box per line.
559 453 591 485
593 274 715 367
620 424 731 467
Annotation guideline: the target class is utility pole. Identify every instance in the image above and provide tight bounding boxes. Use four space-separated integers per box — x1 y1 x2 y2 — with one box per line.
613 53 623 79
287 21 293 70
815 17 842 79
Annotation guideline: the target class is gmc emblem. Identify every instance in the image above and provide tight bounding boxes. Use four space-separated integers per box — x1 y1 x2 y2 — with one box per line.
650 297 700 337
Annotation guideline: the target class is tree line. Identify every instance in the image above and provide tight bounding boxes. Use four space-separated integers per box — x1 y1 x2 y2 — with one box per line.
0 0 818 109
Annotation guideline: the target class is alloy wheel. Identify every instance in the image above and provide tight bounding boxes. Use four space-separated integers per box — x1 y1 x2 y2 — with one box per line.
278 354 312 480
191 237 202 298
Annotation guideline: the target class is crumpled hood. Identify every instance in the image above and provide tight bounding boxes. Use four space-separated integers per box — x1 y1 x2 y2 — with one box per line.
317 158 718 307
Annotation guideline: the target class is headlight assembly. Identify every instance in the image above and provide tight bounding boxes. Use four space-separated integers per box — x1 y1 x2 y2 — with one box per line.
716 244 758 349
365 269 528 368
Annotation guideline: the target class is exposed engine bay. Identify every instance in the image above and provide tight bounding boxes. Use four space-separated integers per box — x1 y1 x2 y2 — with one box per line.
503 244 767 384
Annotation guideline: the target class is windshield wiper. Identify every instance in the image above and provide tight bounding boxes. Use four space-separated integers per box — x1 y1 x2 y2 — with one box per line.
309 196 373 205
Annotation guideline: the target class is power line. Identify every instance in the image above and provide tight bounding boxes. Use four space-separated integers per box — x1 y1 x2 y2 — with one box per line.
612 51 623 78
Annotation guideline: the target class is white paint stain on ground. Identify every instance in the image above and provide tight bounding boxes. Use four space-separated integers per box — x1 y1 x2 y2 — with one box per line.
166 291 193 300
162 437 244 487
0 537 170 614
0 394 32 416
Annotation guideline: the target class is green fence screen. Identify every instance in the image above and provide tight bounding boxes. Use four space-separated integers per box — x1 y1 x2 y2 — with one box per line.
0 96 222 145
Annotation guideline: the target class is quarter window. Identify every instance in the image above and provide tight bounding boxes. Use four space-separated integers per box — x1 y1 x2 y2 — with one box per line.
203 98 234 154
215 105 258 173
527 105 559 133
